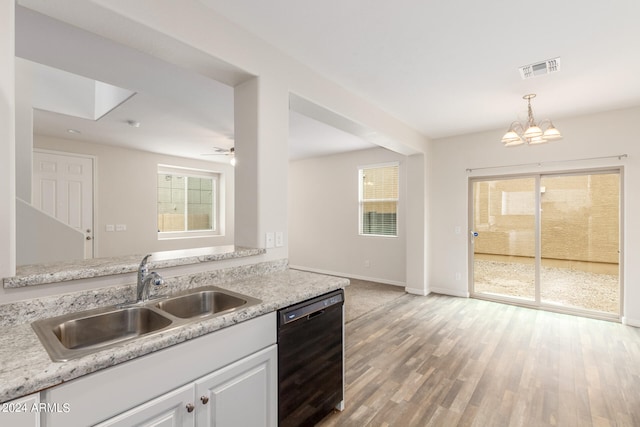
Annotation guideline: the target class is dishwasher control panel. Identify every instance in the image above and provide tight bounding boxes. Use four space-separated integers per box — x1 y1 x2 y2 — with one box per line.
278 289 344 325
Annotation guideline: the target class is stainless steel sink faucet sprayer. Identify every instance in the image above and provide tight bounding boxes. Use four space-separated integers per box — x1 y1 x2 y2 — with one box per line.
137 254 165 303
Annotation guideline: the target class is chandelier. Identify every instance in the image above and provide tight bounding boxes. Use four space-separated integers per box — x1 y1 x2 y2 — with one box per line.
501 94 562 147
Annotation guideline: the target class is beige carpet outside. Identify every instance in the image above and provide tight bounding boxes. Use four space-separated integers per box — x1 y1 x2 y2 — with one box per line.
343 278 406 323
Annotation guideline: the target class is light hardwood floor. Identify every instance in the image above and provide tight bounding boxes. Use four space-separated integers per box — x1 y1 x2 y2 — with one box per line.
319 293 640 427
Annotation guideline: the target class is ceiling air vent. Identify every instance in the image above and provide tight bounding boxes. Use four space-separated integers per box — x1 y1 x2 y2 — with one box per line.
519 57 561 79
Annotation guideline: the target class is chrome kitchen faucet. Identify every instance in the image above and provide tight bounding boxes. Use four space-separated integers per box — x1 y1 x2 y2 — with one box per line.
137 254 164 303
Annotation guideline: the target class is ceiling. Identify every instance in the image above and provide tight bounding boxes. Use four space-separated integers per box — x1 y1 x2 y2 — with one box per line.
200 0 640 138
16 1 640 161
16 6 375 163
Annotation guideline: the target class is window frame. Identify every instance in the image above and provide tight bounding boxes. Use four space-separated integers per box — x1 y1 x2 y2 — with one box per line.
358 162 400 238
157 165 222 240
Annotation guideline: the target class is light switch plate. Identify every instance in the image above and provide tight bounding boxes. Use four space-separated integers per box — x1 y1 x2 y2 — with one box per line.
265 232 275 249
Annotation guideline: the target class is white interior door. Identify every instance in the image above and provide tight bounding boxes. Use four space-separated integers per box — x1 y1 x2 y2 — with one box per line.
32 150 94 258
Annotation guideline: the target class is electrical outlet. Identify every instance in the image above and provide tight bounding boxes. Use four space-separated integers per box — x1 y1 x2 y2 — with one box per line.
105 224 115 232
364 260 371 268
275 231 284 247
265 232 275 249
116 224 127 232
455 272 462 281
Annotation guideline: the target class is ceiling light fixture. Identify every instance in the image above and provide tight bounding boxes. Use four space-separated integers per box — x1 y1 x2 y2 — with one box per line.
502 94 562 147
229 147 237 166
126 120 141 128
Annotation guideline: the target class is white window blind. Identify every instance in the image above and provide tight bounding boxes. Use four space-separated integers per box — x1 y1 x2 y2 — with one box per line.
359 163 399 236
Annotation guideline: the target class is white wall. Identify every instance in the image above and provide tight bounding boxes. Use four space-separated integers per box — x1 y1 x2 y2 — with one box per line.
406 152 430 295
234 77 290 253
16 198 84 265
35 135 235 258
428 106 640 324
15 58 33 202
0 0 15 279
289 147 407 285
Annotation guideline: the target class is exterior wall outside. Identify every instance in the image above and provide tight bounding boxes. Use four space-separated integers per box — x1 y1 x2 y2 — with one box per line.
473 173 619 265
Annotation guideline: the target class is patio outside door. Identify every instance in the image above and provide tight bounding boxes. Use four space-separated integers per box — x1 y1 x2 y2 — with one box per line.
470 170 621 318
471 177 536 302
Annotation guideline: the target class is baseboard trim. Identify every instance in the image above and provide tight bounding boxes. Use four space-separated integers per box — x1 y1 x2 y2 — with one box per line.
288 265 405 288
622 316 640 328
429 286 470 298
405 287 430 296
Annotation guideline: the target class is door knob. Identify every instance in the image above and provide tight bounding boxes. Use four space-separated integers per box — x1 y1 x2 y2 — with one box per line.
200 396 209 404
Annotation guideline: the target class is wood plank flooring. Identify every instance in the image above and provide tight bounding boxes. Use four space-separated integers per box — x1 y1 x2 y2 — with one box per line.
318 293 640 427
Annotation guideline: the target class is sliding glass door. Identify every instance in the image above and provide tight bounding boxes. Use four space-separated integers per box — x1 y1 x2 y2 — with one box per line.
471 177 536 302
539 173 620 314
470 169 621 318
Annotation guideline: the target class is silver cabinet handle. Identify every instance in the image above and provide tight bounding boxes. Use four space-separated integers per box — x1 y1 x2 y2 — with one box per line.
201 396 209 404
186 403 195 413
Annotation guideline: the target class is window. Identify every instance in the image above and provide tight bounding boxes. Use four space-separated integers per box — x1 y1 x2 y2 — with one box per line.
359 163 399 236
157 165 220 237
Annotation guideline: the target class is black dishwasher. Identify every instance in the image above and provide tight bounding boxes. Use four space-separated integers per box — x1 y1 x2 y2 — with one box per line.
278 289 344 427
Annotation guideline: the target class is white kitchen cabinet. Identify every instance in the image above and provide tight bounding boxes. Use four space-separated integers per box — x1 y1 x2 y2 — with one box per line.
94 384 195 427
96 345 276 427
0 393 41 427
196 345 277 427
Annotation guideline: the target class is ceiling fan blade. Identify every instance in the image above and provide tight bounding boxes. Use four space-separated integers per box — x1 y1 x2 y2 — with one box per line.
202 146 234 156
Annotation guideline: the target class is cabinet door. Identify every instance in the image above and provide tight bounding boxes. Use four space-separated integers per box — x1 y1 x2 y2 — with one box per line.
0 393 40 427
94 384 195 427
195 345 277 427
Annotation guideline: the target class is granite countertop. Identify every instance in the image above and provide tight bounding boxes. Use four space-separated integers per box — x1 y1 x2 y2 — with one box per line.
4 245 265 288
0 268 348 403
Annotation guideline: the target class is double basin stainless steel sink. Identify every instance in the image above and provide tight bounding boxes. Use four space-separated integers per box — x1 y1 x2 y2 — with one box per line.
31 286 261 362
